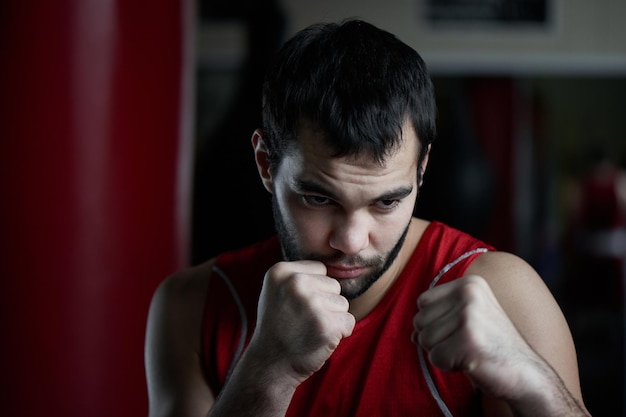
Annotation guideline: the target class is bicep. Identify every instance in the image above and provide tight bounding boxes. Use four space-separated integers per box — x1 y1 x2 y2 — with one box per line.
145 273 215 417
468 252 584 409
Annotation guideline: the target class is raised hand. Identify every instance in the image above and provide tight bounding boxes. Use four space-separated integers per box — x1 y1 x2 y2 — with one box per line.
413 275 551 401
249 260 356 384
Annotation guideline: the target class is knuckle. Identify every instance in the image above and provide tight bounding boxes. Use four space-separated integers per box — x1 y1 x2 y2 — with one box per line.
416 292 430 309
265 262 290 284
417 326 441 351
345 312 356 329
336 312 355 338
269 261 289 275
307 293 326 311
458 278 484 301
285 273 308 294
413 313 425 331
328 278 342 294
428 347 450 371
465 274 488 290
417 331 430 350
334 293 349 310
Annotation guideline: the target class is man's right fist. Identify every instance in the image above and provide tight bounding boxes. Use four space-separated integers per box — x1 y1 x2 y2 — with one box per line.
250 260 356 383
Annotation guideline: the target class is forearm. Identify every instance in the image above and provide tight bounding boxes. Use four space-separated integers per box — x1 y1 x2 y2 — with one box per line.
506 360 590 417
207 348 299 417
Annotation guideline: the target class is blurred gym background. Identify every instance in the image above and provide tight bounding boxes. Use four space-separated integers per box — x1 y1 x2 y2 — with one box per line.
2 0 625 415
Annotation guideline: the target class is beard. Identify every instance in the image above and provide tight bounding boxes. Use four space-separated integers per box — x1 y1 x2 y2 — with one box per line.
272 196 410 300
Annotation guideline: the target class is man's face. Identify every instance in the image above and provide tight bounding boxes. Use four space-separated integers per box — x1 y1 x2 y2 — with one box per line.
269 121 421 300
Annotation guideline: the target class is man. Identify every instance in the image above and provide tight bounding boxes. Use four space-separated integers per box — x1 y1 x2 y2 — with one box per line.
145 20 590 416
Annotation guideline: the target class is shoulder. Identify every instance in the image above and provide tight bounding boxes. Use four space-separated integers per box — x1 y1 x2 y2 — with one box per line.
151 260 215 319
467 250 531 278
466 251 552 313
466 251 563 334
146 259 215 357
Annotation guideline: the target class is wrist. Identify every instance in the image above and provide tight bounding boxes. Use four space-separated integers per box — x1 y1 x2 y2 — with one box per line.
209 346 299 417
237 340 302 395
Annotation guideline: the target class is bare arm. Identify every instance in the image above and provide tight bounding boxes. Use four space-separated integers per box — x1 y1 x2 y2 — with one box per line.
145 263 215 417
473 252 587 416
145 260 355 417
205 342 299 417
414 251 590 417
209 260 355 417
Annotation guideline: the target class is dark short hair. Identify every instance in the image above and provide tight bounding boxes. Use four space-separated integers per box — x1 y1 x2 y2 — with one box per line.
261 19 436 169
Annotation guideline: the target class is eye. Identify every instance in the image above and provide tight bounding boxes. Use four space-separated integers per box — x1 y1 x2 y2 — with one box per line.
376 199 399 210
302 195 332 207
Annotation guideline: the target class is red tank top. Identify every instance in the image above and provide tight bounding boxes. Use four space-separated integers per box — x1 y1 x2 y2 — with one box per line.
202 221 494 416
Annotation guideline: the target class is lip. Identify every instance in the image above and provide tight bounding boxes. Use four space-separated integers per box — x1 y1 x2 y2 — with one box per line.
326 264 365 279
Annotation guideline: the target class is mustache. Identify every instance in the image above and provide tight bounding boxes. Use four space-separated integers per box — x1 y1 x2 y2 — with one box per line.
306 252 384 268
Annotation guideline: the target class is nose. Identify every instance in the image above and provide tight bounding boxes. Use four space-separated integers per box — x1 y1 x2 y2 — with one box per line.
328 212 370 255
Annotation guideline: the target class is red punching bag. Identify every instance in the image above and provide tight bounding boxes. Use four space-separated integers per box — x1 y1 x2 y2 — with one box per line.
0 1 194 416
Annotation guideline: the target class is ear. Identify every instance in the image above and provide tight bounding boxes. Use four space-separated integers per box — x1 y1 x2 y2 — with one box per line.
251 129 274 193
418 144 431 188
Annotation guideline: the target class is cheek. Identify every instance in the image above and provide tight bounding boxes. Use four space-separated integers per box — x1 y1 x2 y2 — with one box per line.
291 209 330 246
371 206 415 247
281 193 330 244
371 221 402 247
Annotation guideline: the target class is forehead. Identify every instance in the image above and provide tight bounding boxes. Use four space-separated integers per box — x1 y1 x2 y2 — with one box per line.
279 120 420 193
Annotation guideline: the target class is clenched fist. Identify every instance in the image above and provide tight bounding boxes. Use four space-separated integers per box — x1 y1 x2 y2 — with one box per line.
413 275 550 402
248 260 356 385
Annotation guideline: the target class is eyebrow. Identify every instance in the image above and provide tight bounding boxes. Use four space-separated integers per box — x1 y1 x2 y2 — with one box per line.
295 180 340 201
375 186 414 202
294 179 414 203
